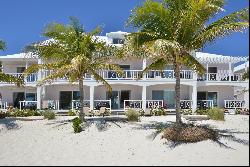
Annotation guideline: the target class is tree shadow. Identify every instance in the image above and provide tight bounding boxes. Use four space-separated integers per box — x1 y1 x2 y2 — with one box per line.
135 121 249 150
47 116 128 132
0 118 20 131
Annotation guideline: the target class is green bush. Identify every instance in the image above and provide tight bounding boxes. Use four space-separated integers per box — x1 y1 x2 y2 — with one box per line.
0 111 7 119
43 110 56 120
72 117 82 133
125 109 140 122
196 109 208 115
68 110 77 116
181 109 193 115
152 108 166 116
207 108 224 121
7 109 42 117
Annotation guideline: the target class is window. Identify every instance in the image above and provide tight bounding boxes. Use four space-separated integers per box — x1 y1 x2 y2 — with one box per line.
17 67 26 73
113 38 124 44
152 90 175 109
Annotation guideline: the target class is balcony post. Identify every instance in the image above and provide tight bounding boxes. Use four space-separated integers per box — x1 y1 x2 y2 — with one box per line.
143 58 147 80
37 87 42 110
229 61 232 81
142 84 147 111
192 84 197 114
90 85 94 111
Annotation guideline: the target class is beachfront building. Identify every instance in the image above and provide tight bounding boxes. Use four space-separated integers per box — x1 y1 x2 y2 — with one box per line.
0 31 249 113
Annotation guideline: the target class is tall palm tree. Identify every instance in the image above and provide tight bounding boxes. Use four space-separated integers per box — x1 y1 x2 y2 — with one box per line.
0 40 24 86
126 0 249 124
0 40 6 50
25 17 123 121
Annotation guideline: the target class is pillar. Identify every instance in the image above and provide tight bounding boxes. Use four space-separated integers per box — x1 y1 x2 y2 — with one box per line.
143 58 147 80
229 61 232 81
90 85 95 110
142 85 147 111
37 59 43 110
192 84 197 114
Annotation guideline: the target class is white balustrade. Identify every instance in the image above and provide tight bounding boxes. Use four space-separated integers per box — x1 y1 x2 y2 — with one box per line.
146 100 164 109
19 101 37 110
197 100 214 109
180 100 193 109
224 100 245 109
1 73 38 83
0 101 8 110
124 100 142 112
198 72 243 82
71 100 111 110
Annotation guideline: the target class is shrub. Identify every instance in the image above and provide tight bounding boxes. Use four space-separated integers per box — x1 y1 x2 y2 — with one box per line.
7 109 42 117
68 110 77 116
43 110 56 120
152 108 166 116
125 109 140 122
181 109 193 115
207 108 224 121
0 111 7 119
72 117 82 133
196 109 208 115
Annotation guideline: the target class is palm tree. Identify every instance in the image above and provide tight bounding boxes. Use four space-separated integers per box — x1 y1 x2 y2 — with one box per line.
126 0 249 124
25 17 123 121
0 40 24 86
0 40 6 50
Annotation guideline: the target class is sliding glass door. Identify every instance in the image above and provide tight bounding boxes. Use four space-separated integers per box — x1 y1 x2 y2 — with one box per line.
107 90 130 110
59 91 81 110
152 90 175 109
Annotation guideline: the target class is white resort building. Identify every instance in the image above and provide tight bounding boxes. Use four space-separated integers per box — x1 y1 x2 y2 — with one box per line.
0 31 249 114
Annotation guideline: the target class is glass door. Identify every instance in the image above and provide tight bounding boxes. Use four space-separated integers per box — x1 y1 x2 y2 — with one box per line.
107 91 119 109
60 91 72 110
207 92 218 107
13 92 25 108
120 91 130 108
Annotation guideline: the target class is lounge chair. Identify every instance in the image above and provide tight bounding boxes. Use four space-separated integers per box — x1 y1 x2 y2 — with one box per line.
143 108 153 116
83 107 93 117
94 107 106 117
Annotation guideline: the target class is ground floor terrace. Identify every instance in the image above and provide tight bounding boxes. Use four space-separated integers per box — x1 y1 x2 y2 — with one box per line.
0 83 247 113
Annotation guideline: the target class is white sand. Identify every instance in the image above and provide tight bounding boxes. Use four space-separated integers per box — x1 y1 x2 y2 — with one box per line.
0 115 249 166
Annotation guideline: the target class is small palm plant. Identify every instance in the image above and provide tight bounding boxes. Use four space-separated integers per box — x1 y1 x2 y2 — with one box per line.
25 17 123 121
125 0 249 124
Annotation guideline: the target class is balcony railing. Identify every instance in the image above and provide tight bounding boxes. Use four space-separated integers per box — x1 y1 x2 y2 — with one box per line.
19 101 37 110
180 100 193 109
197 100 214 109
198 72 243 82
224 100 245 109
71 100 111 110
0 73 38 83
0 101 8 110
146 70 193 80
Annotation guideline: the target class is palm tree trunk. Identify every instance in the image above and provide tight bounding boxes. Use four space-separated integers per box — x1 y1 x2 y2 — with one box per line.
79 78 85 122
174 64 182 125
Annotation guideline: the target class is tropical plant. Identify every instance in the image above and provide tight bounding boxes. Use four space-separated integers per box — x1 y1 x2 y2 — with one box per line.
242 69 249 80
25 17 123 122
125 0 249 124
0 40 6 50
43 110 56 120
0 40 24 86
125 109 141 122
72 117 82 133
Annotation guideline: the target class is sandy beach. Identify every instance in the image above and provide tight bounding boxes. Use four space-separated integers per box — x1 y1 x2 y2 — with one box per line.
0 115 249 166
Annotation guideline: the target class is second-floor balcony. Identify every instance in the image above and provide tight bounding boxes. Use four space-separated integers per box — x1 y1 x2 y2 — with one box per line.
0 70 245 84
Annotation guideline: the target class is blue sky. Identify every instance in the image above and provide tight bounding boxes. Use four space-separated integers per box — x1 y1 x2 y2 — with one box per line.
0 0 249 57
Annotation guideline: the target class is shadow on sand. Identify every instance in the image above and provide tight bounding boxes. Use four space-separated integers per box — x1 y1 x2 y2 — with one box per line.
0 118 20 131
134 121 249 150
46 116 128 132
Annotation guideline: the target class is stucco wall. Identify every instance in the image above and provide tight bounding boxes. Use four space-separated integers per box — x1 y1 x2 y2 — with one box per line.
0 87 36 105
197 85 234 108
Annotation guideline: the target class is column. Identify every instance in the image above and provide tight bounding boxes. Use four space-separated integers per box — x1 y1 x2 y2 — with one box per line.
90 85 95 111
229 61 232 81
37 59 43 110
37 87 42 110
142 85 147 111
143 58 147 80
206 64 209 81
192 84 197 114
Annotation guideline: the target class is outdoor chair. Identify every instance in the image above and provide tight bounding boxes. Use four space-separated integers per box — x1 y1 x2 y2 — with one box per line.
83 107 94 117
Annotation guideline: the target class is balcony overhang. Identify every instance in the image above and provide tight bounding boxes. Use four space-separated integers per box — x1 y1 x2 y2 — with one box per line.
0 53 38 62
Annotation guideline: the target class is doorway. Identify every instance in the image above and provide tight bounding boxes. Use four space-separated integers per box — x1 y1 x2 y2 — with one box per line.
107 90 130 110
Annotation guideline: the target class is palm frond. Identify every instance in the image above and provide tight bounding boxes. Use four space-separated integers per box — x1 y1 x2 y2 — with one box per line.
0 72 24 87
0 40 6 50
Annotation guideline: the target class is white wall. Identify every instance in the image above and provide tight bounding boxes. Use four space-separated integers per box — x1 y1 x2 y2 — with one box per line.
45 85 90 100
2 61 38 73
198 85 234 108
147 84 190 100
0 87 36 105
95 85 142 100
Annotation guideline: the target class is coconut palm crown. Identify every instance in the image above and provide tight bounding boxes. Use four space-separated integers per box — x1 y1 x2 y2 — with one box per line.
125 0 249 124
